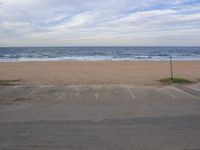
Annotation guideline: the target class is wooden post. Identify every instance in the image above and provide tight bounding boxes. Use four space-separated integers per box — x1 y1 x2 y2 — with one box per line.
170 56 173 80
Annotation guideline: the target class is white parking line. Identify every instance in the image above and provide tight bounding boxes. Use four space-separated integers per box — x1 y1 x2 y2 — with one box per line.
0 85 18 95
164 90 175 99
176 86 200 98
25 86 44 98
95 91 99 100
58 92 66 100
123 85 136 100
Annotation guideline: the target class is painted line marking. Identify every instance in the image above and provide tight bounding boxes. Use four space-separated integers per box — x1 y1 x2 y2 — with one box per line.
123 85 136 100
95 91 99 100
58 92 66 100
25 86 44 98
164 90 175 99
176 86 200 98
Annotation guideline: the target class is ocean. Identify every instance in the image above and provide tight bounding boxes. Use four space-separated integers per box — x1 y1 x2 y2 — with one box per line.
0 46 200 62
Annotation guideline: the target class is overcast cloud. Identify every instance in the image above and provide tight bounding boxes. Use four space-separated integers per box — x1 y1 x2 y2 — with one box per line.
0 0 200 46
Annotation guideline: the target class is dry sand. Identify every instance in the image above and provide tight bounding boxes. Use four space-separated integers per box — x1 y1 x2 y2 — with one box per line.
0 61 199 85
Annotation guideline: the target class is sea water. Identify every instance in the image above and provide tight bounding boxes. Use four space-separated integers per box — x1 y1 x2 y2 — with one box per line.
0 46 200 62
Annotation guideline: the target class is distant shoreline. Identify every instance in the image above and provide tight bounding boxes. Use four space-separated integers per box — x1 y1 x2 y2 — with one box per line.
0 60 200 63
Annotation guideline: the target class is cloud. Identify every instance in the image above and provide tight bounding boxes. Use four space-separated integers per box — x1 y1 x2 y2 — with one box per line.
0 0 200 46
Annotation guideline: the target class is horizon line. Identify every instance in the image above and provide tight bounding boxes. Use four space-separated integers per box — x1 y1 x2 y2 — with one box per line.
1 45 200 48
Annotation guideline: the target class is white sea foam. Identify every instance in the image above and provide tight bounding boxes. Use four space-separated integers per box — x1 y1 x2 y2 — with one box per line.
0 56 200 62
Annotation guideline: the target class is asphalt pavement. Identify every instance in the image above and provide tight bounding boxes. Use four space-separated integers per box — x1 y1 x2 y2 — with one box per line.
0 84 200 150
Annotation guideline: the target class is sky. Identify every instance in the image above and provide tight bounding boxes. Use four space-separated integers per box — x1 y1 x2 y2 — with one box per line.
0 0 200 46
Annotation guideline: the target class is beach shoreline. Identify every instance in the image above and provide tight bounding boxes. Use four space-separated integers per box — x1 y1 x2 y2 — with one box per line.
0 61 199 85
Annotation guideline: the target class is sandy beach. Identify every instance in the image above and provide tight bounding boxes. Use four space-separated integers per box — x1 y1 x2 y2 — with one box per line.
0 61 199 85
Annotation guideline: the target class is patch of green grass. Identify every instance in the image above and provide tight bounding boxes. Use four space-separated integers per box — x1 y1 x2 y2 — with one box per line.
0 80 20 86
159 78 193 85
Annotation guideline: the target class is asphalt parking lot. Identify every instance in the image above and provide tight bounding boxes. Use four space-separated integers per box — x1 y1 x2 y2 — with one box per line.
0 84 200 150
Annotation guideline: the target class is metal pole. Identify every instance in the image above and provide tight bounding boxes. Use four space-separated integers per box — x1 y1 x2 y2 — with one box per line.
170 56 173 80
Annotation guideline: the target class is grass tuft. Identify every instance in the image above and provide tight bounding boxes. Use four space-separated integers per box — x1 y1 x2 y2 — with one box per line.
159 78 193 85
0 80 20 86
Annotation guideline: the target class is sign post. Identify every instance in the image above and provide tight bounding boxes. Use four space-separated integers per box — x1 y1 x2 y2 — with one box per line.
170 56 173 80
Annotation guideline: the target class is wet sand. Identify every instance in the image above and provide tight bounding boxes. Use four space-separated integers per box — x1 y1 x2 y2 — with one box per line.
0 61 199 85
